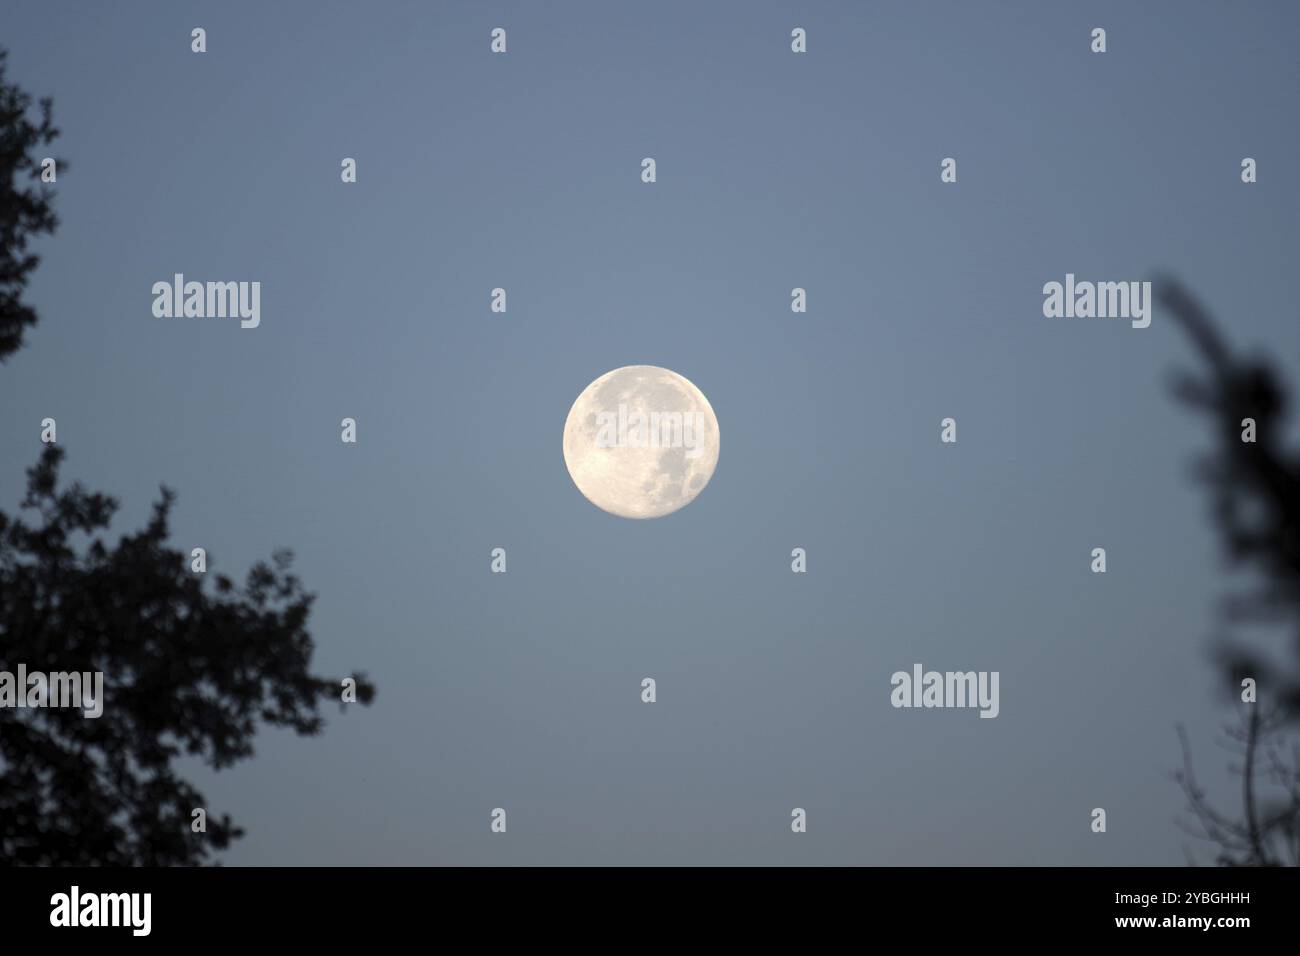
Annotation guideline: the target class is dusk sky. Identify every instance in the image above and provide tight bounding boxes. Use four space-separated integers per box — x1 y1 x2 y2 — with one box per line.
1 0 1297 864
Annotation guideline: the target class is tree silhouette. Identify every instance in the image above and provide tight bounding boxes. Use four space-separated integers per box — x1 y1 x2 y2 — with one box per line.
1176 707 1298 866
0 50 375 865
0 49 59 363
1157 278 1300 866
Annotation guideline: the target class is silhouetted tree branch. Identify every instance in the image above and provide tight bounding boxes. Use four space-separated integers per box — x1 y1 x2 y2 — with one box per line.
1176 707 1299 866
1159 277 1300 866
1 448 376 864
1158 279 1300 695
0 48 375 866
0 49 60 363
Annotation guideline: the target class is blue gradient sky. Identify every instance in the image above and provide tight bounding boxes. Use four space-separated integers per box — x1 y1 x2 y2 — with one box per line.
1 0 1297 864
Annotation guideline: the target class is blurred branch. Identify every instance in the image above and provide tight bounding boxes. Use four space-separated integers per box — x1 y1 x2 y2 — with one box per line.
1159 277 1300 866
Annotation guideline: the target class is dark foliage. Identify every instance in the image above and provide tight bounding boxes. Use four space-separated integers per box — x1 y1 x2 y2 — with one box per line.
0 49 60 362
1 449 375 864
0 50 374 865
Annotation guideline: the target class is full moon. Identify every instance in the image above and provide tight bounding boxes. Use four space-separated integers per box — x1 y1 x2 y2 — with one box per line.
563 365 720 519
